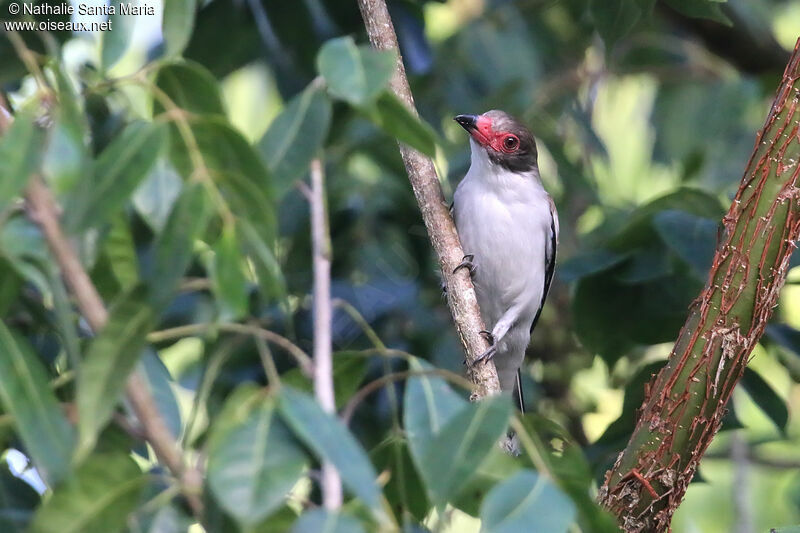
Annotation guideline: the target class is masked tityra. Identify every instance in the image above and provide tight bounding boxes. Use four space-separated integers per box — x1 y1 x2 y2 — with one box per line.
452 110 559 409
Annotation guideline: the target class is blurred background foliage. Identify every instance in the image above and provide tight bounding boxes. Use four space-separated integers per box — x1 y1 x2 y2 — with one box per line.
2 0 800 531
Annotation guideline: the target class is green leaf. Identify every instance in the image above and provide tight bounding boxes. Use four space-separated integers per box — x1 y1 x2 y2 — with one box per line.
403 358 467 460
258 83 332 197
663 0 732 25
143 182 210 310
132 158 182 232
0 461 40 532
161 0 196 57
416 396 512 505
277 386 383 514
29 453 145 533
280 351 368 410
559 250 629 282
211 224 249 319
292 509 366 533
590 0 641 47
741 367 788 432
44 67 90 195
65 121 166 232
653 210 718 280
139 349 182 440
317 36 395 106
155 61 225 116
0 214 52 299
0 322 74 485
238 220 286 301
0 112 43 213
370 436 429 523
208 393 306 526
169 118 277 245
76 288 156 459
104 215 138 291
480 470 575 533
363 91 438 157
101 1 136 70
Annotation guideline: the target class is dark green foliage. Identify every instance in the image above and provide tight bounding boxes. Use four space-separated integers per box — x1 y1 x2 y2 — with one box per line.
0 0 796 531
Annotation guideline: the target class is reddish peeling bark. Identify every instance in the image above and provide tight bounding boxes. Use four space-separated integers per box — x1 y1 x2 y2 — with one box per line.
600 38 800 531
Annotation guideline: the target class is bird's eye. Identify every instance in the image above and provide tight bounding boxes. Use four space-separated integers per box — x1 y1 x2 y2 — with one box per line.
502 135 519 151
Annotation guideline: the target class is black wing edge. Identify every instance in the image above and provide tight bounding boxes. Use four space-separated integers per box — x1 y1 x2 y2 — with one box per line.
515 369 525 413
529 206 558 334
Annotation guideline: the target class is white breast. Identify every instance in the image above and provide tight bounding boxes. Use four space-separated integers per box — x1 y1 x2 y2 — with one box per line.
453 144 554 390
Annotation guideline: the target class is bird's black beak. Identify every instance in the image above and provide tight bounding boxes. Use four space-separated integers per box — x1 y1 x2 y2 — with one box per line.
454 114 478 132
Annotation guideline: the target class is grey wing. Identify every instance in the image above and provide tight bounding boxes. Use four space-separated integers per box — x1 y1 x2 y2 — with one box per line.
530 197 559 334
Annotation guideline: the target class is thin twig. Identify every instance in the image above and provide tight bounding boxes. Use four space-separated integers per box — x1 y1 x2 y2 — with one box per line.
147 322 313 376
356 0 501 398
309 157 342 508
340 369 473 425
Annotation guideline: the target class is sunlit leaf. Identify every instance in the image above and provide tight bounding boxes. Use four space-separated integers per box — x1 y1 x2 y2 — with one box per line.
0 323 74 485
101 1 136 70
162 0 196 57
29 453 145 533
132 158 182 232
259 83 331 196
277 386 383 513
480 470 575 533
317 36 395 106
208 392 306 526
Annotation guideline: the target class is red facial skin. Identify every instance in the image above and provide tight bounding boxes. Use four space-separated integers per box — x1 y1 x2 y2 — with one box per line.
469 115 520 154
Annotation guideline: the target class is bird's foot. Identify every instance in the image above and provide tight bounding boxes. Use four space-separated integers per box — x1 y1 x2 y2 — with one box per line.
453 254 476 277
466 330 496 367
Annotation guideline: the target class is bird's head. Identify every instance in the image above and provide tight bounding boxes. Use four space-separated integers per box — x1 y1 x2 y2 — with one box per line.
454 110 538 173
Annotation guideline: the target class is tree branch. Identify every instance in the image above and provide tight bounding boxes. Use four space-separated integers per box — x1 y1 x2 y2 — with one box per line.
24 178 204 516
356 0 501 398
599 37 800 532
309 157 342 508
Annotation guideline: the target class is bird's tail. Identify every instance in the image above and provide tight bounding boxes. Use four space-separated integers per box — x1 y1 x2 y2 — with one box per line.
514 369 525 413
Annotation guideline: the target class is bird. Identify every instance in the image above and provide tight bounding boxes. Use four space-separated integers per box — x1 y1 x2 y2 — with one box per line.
452 110 558 411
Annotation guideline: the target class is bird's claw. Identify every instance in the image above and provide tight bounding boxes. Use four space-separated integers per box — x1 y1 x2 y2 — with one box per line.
471 344 497 366
453 254 476 276
465 330 496 367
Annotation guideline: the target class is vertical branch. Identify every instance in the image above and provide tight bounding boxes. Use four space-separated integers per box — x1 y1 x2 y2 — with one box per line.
357 0 501 398
600 38 800 531
309 158 342 508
